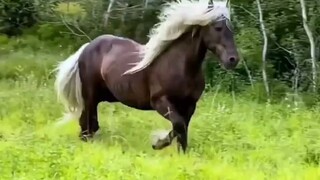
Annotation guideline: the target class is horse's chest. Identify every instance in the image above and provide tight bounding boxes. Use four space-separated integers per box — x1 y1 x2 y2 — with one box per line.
167 76 205 99
150 66 205 101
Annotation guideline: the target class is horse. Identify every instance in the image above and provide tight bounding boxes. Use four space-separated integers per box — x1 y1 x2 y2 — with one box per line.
54 0 239 153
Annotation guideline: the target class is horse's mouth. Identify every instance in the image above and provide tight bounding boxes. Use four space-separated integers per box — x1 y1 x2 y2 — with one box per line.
221 61 238 70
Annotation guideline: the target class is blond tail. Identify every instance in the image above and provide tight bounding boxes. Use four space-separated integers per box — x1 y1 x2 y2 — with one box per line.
54 43 89 126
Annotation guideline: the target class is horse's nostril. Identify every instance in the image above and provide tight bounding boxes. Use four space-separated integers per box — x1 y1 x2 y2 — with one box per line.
229 56 236 62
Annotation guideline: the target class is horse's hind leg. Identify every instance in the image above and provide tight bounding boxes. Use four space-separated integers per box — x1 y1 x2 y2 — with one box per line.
79 106 99 140
79 88 100 141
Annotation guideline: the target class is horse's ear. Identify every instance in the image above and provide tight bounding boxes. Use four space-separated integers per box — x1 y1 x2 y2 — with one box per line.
225 0 231 20
226 0 230 8
208 0 214 8
207 1 214 10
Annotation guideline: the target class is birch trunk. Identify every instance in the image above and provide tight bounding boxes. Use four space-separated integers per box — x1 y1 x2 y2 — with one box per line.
104 0 115 28
256 0 269 97
240 53 254 90
136 0 150 40
290 41 300 97
120 3 128 34
299 0 317 92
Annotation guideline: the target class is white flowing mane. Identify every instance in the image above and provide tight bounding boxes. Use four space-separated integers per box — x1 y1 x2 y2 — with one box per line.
123 0 230 75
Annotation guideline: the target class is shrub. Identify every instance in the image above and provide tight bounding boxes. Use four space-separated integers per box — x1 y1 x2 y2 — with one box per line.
0 0 38 36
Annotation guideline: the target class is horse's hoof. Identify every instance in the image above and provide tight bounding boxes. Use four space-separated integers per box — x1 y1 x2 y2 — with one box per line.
79 133 94 142
152 144 156 149
151 130 171 150
152 141 170 150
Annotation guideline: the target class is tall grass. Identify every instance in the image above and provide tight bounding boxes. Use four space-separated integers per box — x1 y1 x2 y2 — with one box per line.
1 49 320 179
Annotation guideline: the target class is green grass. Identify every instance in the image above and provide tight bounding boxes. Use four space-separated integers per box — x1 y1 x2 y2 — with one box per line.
1 50 320 179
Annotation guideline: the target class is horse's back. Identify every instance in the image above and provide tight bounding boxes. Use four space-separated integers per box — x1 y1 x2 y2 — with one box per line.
92 34 144 78
79 34 143 77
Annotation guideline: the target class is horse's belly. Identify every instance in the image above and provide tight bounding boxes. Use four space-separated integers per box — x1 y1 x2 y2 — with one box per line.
114 94 152 110
106 81 152 110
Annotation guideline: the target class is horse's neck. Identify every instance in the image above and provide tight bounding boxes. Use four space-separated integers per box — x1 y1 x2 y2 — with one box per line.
175 29 207 75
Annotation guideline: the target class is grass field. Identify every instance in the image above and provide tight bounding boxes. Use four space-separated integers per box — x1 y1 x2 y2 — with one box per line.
1 50 320 179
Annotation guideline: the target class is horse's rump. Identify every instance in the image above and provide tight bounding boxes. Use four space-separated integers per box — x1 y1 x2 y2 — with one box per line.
79 35 151 109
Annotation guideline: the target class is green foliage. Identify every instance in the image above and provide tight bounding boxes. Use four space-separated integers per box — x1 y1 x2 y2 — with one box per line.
0 46 72 82
35 23 76 46
0 34 9 44
0 0 38 36
0 34 10 53
55 2 85 15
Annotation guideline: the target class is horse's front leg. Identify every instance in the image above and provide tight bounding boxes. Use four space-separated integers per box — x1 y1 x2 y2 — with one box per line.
151 96 192 153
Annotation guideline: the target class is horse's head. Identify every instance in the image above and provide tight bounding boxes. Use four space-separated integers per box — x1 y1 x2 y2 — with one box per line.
201 2 239 70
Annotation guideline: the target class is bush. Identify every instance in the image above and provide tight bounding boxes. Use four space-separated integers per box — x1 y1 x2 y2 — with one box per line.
0 34 10 53
0 0 38 36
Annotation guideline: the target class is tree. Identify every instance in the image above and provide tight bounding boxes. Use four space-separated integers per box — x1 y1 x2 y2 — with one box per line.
256 0 269 97
299 0 317 92
0 0 38 36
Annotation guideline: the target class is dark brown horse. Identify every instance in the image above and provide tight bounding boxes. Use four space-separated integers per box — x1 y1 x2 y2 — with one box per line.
54 0 239 153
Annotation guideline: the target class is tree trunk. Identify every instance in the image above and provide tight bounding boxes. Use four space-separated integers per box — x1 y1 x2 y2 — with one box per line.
136 0 149 41
240 53 254 90
299 0 317 92
256 0 269 97
104 0 115 29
